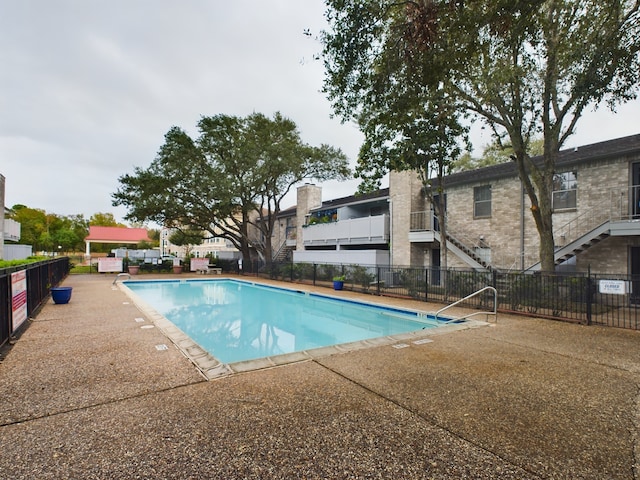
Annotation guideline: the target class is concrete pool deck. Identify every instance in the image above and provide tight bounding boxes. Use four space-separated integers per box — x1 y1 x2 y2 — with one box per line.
0 273 638 479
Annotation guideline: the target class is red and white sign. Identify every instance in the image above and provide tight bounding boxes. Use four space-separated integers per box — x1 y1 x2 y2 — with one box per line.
190 258 210 271
98 257 123 273
11 270 28 332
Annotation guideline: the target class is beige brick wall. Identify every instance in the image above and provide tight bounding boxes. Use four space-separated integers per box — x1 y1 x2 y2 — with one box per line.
445 176 535 269
295 184 322 251
578 237 629 273
390 152 640 273
390 170 425 266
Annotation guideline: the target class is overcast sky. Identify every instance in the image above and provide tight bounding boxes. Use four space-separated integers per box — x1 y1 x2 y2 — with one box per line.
1 1 639 224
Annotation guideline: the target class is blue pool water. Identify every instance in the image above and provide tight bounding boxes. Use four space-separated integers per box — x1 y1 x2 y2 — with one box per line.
124 279 443 364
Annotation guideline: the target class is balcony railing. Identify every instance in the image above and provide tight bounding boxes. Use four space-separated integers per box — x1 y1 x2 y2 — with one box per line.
410 211 435 231
302 214 389 245
3 218 20 242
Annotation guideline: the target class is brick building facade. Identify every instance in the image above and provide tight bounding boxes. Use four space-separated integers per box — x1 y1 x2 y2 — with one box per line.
391 134 640 274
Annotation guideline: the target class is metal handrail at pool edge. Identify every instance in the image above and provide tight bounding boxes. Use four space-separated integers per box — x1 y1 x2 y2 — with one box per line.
434 286 498 323
112 273 131 285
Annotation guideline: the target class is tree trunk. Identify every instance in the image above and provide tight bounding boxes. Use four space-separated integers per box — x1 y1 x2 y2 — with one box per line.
437 206 449 300
510 146 556 272
531 193 556 273
436 206 448 270
264 234 273 270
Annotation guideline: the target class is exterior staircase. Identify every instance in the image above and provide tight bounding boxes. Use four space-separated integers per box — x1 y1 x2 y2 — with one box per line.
526 222 611 271
527 215 640 271
434 231 491 271
272 239 294 263
552 222 611 265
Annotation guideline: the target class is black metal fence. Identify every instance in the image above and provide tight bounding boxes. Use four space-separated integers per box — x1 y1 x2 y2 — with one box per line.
254 261 640 330
0 257 70 348
2 258 636 351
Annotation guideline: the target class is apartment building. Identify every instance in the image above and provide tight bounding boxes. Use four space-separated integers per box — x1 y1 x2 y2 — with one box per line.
159 227 241 261
274 134 640 276
273 184 391 267
392 133 640 274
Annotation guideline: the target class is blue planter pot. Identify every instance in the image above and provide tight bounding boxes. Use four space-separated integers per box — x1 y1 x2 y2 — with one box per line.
51 287 73 304
333 281 344 291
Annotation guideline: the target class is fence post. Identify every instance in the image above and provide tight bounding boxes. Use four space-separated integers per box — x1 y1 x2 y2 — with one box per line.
313 263 317 286
425 267 429 302
377 267 381 296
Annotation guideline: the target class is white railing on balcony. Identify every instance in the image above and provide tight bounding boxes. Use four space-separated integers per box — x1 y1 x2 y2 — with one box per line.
302 214 389 245
3 218 20 242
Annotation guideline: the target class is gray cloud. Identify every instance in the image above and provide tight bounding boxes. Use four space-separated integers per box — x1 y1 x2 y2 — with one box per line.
1 1 638 222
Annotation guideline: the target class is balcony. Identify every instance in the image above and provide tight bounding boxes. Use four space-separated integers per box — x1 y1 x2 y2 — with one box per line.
409 211 436 243
3 218 21 242
302 214 389 246
285 226 297 246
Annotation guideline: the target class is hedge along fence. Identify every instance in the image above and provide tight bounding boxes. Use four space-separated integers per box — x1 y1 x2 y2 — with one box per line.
255 261 639 330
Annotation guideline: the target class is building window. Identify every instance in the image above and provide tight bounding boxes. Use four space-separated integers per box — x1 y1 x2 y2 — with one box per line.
553 172 577 210
474 185 492 218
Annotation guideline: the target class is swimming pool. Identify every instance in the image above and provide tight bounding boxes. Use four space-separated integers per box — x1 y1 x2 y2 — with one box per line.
123 279 455 372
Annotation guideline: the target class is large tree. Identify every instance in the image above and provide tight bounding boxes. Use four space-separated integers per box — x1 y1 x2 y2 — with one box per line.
323 0 640 272
355 82 469 270
112 112 350 265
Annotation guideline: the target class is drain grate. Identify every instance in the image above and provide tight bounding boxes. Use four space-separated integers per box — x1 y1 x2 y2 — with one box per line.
155 344 168 351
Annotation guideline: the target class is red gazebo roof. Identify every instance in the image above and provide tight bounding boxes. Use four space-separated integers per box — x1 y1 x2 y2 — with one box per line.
85 226 152 244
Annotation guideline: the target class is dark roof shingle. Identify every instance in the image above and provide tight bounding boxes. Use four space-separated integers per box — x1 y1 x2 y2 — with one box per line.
442 133 640 187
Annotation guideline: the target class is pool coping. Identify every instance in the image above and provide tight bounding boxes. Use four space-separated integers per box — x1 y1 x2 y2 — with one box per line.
118 277 489 380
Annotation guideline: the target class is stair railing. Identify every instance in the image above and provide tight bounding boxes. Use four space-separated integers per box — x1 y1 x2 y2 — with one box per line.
554 209 610 247
445 224 490 267
272 238 289 261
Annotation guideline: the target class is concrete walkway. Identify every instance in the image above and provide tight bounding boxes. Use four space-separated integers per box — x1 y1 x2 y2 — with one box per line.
0 274 638 479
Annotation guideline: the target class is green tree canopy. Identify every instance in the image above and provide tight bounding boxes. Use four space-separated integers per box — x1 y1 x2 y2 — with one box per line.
453 138 544 173
168 228 205 259
89 212 123 227
323 0 640 271
112 112 351 263
8 205 88 252
354 82 469 269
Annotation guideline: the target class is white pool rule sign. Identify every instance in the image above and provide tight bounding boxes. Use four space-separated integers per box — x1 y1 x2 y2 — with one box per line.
11 270 28 332
598 280 626 295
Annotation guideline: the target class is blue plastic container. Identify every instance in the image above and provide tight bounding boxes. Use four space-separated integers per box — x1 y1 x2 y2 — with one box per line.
51 287 72 304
